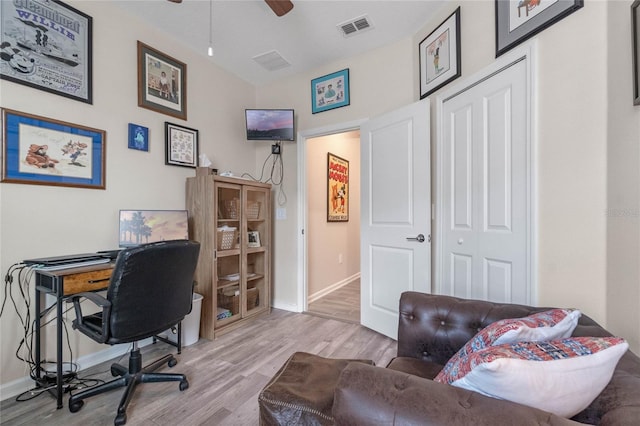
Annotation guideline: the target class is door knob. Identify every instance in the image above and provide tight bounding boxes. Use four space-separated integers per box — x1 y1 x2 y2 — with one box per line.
458 238 464 245
406 234 426 243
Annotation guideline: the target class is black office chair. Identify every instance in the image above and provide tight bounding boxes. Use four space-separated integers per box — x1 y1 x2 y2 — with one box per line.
68 240 200 426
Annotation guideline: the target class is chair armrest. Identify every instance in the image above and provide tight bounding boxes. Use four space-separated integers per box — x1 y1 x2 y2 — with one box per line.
332 363 581 426
71 292 111 343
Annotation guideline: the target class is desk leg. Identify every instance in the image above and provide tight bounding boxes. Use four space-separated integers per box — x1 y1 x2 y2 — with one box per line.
34 287 42 383
56 294 63 409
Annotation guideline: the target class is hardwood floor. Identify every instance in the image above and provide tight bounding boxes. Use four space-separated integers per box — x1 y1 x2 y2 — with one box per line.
307 280 360 324
0 309 396 425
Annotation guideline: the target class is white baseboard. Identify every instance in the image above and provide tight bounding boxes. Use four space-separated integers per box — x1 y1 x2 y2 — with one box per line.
307 273 360 303
272 300 301 313
0 337 153 401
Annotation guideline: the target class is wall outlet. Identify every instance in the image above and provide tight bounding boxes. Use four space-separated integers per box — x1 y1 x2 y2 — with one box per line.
276 208 286 220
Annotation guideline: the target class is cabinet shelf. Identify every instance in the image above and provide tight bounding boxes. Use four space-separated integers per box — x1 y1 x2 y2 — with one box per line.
186 171 271 341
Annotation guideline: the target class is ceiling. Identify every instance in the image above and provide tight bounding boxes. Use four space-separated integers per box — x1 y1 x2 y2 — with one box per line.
114 0 447 87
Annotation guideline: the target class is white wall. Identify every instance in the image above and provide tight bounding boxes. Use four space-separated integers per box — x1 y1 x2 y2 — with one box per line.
307 131 360 298
0 1 257 388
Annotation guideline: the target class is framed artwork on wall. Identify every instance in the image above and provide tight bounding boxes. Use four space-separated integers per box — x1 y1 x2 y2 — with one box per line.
633 0 640 106
419 7 461 99
128 123 149 152
0 0 93 104
495 0 584 57
1 108 105 189
165 122 198 168
137 41 187 120
311 69 350 114
327 152 349 222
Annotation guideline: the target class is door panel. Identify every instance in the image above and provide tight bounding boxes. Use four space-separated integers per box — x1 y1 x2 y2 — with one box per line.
441 59 529 304
361 101 430 339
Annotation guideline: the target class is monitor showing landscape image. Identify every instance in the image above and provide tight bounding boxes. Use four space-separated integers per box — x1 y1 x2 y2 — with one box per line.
119 210 189 248
245 109 295 141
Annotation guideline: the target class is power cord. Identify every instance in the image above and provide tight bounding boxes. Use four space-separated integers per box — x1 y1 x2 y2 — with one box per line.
242 142 287 206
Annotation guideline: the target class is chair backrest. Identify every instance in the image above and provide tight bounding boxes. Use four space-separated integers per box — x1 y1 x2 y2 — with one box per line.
106 240 200 344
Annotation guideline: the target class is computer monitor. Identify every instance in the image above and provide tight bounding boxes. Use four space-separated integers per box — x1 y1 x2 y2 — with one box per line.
118 210 189 248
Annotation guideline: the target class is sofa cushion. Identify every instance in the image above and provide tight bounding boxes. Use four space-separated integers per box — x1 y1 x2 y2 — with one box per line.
386 356 443 380
435 336 629 418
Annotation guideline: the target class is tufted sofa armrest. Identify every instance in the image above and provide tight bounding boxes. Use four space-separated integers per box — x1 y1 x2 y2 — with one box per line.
333 362 582 426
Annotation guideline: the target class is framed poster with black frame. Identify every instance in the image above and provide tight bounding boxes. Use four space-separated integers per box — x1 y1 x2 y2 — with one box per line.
633 0 640 106
0 0 93 104
165 122 198 168
327 152 349 222
495 0 583 57
419 7 461 99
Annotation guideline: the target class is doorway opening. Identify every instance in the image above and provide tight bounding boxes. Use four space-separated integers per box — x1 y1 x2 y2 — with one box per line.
304 130 361 324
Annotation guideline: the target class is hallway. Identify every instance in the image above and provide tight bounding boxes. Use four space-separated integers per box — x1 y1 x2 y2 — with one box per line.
307 280 360 324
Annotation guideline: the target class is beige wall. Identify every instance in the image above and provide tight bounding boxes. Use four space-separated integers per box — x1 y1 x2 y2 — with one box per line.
256 37 416 310
0 1 257 387
306 132 361 298
606 0 640 352
258 0 640 353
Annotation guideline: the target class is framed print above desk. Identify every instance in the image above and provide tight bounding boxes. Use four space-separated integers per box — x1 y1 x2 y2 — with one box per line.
0 0 93 103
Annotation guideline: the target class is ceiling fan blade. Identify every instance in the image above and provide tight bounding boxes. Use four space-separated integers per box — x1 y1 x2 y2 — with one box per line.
264 0 294 17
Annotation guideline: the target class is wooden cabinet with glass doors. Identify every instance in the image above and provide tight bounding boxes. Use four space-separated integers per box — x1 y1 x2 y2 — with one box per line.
186 169 271 339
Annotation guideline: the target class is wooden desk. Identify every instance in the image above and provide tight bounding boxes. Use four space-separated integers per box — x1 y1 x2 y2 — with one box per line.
34 262 114 409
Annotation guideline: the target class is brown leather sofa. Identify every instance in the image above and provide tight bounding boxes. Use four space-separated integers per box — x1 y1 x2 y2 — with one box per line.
332 292 640 425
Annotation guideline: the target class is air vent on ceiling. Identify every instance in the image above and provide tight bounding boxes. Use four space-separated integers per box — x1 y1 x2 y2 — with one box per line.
252 50 291 71
337 15 373 37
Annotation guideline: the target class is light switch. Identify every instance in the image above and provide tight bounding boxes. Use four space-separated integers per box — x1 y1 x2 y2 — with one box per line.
276 208 287 220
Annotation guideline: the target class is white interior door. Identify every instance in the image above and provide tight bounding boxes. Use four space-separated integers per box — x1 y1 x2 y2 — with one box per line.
439 58 531 304
360 100 431 339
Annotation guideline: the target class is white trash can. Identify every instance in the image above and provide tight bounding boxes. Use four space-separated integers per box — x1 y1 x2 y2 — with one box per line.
164 293 203 346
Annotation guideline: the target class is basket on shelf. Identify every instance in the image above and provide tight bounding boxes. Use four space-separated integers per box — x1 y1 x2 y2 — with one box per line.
218 287 259 316
223 199 240 219
246 201 261 220
217 227 237 250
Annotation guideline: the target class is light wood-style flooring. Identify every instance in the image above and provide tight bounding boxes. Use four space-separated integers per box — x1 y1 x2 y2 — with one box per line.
307 280 360 324
0 308 396 426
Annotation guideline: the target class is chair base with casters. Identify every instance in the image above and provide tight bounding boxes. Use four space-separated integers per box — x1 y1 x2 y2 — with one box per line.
68 342 189 426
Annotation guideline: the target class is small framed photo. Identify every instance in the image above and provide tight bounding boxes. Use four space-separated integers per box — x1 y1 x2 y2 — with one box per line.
311 69 350 114
633 0 640 105
128 123 149 152
419 7 461 99
165 122 198 168
137 41 187 120
1 108 105 189
248 231 261 248
496 0 583 57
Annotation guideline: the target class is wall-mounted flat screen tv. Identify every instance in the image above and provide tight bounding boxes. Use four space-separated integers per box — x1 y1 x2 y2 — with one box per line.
245 109 294 141
119 210 189 248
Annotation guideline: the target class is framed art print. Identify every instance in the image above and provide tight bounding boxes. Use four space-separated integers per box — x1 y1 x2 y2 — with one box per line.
419 7 461 99
138 41 187 120
165 122 198 168
327 152 349 222
496 0 583 57
0 0 93 103
311 69 350 114
128 123 149 152
633 0 640 105
1 108 105 189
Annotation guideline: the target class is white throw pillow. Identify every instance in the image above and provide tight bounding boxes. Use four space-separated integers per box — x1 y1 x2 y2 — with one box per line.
435 337 628 418
435 308 581 382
